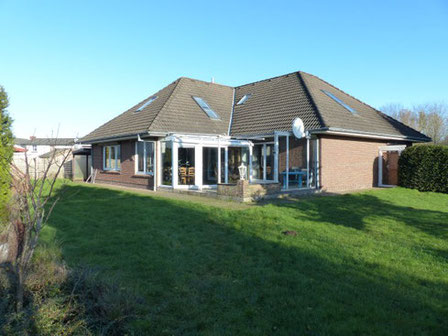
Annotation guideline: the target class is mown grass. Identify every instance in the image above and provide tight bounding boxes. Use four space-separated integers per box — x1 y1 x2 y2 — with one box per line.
40 183 448 335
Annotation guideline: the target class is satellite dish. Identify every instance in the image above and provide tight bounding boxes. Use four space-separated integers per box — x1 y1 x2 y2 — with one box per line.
292 118 305 138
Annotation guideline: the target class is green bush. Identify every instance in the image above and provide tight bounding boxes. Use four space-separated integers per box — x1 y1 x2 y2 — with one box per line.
398 145 448 193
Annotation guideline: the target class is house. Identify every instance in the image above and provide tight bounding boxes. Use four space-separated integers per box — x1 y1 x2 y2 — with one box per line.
14 137 76 159
13 137 80 178
80 71 430 197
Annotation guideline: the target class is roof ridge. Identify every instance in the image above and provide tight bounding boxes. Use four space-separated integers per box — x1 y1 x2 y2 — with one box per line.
300 71 430 140
147 78 184 132
236 70 300 88
296 72 327 129
178 76 233 88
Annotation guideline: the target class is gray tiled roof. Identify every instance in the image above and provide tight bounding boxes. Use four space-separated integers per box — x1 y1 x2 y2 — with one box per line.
230 72 322 136
81 72 430 143
14 138 75 146
299 72 429 141
81 78 233 142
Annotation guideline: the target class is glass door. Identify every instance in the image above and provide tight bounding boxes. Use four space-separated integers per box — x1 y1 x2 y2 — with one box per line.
203 147 218 185
252 144 263 180
251 143 275 182
178 147 195 185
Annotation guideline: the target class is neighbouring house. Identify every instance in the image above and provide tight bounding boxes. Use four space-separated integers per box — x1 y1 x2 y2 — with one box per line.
80 71 430 199
13 137 84 178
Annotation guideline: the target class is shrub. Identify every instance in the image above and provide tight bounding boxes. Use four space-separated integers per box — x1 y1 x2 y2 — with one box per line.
398 145 448 193
0 245 145 335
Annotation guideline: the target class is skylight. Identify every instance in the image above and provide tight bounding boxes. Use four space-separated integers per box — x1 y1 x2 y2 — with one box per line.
135 96 158 112
192 96 220 120
321 90 357 115
237 94 252 105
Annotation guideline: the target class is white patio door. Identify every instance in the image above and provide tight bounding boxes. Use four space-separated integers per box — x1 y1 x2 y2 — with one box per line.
252 143 275 182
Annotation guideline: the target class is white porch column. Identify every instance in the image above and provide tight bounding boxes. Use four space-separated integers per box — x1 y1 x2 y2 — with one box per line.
218 142 221 184
378 149 383 187
249 144 253 182
172 141 178 188
306 134 310 188
225 147 229 184
274 133 279 183
195 145 203 190
286 134 289 190
156 140 161 188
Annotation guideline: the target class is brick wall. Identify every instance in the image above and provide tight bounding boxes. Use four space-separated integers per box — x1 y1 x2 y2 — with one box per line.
319 135 407 192
92 140 155 189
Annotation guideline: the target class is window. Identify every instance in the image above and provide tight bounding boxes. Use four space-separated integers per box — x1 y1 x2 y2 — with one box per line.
192 96 220 120
103 145 120 171
237 94 252 105
135 96 158 112
32 145 37 152
136 141 155 175
321 90 357 114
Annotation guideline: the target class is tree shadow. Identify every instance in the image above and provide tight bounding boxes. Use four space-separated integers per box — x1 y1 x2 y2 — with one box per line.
273 192 448 237
42 184 448 335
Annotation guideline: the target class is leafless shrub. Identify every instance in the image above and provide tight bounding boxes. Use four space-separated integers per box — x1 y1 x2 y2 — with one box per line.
0 145 72 312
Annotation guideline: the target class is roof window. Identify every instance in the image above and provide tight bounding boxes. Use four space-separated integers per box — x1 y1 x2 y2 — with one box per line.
135 96 158 112
192 96 220 120
237 94 252 105
321 90 357 114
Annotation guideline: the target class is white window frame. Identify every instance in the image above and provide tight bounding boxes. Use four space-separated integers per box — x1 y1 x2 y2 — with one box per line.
135 141 156 176
103 145 120 171
251 142 275 182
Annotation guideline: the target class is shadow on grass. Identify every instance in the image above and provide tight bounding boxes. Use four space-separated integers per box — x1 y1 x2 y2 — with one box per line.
272 192 448 237
43 184 448 335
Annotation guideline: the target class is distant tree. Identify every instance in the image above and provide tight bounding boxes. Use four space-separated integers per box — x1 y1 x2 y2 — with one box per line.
381 102 448 144
0 86 13 224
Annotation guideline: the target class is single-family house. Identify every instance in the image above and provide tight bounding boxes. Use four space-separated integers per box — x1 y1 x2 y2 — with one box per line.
80 71 430 197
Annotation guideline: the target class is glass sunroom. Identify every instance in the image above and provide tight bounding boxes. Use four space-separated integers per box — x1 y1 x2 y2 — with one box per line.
155 132 320 192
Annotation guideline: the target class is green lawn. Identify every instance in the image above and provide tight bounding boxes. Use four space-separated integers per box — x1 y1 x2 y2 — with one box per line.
42 183 448 335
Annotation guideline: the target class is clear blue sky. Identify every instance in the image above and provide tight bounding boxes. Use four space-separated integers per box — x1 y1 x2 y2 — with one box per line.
1 0 447 138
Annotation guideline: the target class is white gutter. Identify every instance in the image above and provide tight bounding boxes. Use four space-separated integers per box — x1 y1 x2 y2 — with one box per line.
310 128 429 142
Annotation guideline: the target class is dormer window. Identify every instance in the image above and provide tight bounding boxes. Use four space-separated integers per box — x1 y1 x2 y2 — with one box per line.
237 94 252 105
135 96 158 113
321 90 357 115
192 96 220 120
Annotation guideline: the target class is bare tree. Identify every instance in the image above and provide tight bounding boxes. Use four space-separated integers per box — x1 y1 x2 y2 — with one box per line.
381 102 448 144
0 146 72 311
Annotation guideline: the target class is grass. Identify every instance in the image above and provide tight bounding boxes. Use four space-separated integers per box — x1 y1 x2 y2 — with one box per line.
40 183 448 335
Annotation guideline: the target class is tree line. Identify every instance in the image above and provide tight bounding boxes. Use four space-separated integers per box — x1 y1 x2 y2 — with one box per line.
381 102 448 144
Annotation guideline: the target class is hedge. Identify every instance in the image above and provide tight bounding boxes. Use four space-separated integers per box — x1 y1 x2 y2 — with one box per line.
398 145 448 193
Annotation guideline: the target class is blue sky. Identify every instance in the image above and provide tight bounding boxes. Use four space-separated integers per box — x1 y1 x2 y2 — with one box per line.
1 0 447 138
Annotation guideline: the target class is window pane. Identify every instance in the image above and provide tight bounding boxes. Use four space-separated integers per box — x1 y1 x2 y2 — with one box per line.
104 146 110 168
220 148 226 184
145 142 154 174
137 142 144 172
110 146 116 170
203 147 218 185
162 142 172 185
252 144 263 180
265 144 274 180
178 147 195 185
116 146 121 170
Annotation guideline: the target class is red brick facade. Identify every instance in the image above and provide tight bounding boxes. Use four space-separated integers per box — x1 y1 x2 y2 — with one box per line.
319 135 407 192
90 135 409 194
92 140 155 190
